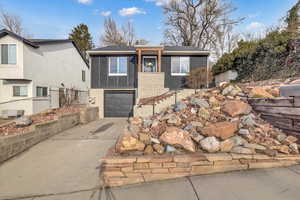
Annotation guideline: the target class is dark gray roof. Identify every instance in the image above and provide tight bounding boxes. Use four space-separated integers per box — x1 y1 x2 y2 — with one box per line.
0 29 39 48
91 46 136 51
90 45 209 53
28 39 72 44
0 29 89 68
164 46 207 51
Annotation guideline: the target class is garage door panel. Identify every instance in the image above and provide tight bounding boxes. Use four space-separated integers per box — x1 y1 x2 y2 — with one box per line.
104 91 135 118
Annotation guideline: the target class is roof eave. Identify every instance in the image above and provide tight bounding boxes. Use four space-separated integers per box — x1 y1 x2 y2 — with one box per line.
87 50 137 55
163 51 210 55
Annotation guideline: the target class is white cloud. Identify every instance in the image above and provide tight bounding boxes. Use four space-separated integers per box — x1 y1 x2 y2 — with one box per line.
247 13 260 19
246 22 265 31
100 11 112 17
92 9 111 16
77 0 93 4
119 7 146 16
145 0 181 6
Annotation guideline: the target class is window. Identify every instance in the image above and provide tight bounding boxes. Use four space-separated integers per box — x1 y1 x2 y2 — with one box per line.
82 70 86 82
171 56 190 76
13 86 27 97
109 57 128 76
1 44 17 64
36 87 48 97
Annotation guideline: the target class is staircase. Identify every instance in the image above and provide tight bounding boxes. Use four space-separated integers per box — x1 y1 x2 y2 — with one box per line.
134 89 197 118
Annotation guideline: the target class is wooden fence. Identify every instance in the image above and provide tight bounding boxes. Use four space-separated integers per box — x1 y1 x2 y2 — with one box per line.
248 97 300 138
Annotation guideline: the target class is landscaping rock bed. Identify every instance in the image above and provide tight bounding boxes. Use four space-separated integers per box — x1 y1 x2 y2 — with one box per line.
0 105 85 136
101 82 300 187
115 83 300 157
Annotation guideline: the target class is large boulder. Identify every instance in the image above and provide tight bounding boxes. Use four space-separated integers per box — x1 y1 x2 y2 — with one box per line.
15 116 32 127
201 122 238 140
200 136 220 153
198 107 210 120
116 136 146 153
139 133 151 145
159 127 196 152
249 87 274 98
190 98 209 108
222 100 252 117
220 139 235 152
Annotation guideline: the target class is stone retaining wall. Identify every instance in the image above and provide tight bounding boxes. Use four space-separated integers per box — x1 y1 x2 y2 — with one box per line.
101 152 300 187
0 107 99 164
248 97 300 138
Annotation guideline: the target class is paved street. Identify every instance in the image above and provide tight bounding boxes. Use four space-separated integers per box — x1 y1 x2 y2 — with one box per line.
1 119 300 200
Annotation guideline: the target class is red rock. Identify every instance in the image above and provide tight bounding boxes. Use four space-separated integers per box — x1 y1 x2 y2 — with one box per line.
201 122 238 140
116 136 145 153
144 145 154 155
284 136 298 145
129 117 143 125
268 88 280 97
278 145 290 154
249 87 274 98
153 144 165 154
272 145 290 154
159 127 196 152
222 100 252 117
220 139 235 152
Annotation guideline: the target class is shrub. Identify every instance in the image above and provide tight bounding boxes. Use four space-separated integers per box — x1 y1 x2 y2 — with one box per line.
187 67 213 88
212 30 294 81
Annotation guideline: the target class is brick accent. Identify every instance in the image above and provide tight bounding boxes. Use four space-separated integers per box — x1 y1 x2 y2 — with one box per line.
101 153 300 187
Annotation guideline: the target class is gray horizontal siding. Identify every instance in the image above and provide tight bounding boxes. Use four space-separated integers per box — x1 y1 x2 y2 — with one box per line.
161 55 208 89
91 55 136 89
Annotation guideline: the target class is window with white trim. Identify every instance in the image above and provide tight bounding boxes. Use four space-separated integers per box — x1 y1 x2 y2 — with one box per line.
109 57 128 76
36 87 48 97
171 56 190 76
1 44 17 64
13 86 27 97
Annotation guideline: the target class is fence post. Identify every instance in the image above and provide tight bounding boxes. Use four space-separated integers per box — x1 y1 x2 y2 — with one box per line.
49 87 52 109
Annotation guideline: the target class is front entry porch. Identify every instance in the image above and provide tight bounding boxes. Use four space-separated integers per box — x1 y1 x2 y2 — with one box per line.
136 46 163 73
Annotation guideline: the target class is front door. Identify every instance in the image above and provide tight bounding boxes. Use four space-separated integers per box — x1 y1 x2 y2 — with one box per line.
143 56 157 72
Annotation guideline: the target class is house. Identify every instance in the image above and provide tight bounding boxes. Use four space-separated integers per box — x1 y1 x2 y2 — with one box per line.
88 45 209 118
0 29 90 117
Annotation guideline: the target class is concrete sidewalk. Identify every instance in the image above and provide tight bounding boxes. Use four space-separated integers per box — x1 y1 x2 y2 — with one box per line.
1 119 300 200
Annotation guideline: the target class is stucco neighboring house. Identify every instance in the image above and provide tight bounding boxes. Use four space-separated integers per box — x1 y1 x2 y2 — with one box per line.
88 45 209 118
0 29 90 116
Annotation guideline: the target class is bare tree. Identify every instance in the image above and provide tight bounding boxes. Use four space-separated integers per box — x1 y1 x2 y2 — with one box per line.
0 9 23 35
100 18 148 46
122 21 135 46
163 0 243 55
213 17 241 60
101 17 126 46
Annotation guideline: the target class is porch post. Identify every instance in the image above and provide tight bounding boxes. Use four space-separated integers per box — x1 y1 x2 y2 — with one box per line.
158 49 162 72
138 49 142 72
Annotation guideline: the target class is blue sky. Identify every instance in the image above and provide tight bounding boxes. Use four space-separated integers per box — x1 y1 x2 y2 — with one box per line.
0 0 297 46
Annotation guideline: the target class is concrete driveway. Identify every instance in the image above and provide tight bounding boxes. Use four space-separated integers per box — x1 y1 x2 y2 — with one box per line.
1 119 300 200
0 119 126 200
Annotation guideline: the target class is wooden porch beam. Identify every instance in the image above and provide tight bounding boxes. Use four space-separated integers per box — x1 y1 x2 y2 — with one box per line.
137 49 142 72
158 49 162 72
